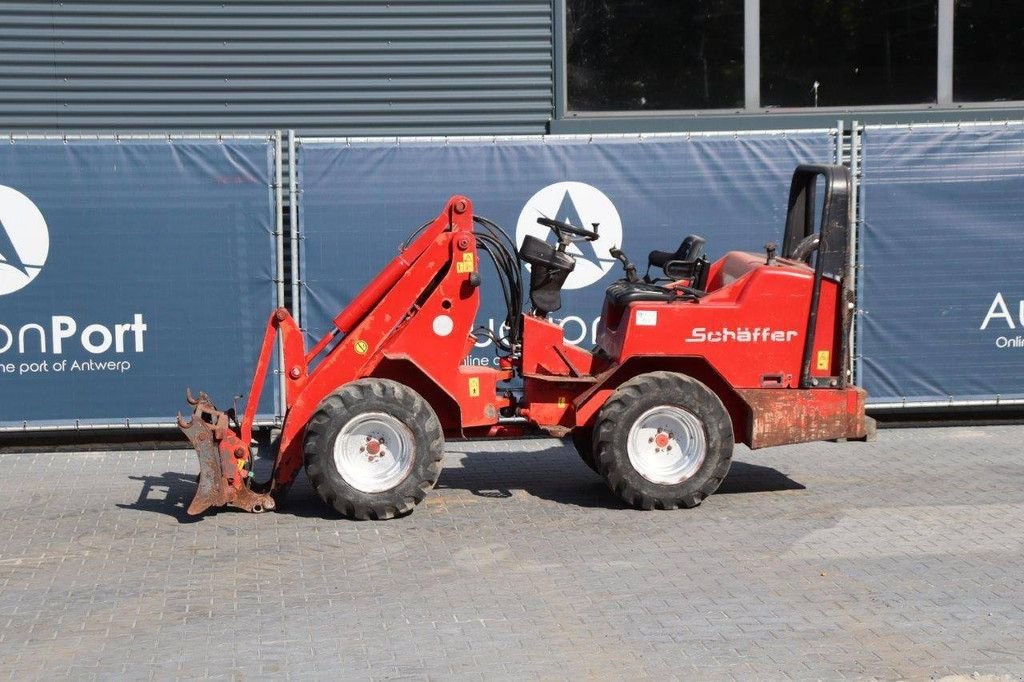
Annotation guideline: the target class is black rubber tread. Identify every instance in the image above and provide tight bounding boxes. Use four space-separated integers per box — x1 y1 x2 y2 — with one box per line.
303 378 445 520
570 427 599 473
593 371 733 510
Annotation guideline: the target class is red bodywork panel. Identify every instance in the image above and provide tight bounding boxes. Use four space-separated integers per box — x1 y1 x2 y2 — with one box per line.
518 315 609 433
519 249 861 446
596 251 840 389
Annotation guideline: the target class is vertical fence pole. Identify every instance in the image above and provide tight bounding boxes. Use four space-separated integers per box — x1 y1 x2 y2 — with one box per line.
274 130 286 422
288 130 300 329
848 121 861 386
744 0 760 111
835 119 844 164
937 0 954 106
553 0 568 119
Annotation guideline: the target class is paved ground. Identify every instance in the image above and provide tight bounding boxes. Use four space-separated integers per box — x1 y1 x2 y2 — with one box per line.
0 426 1022 680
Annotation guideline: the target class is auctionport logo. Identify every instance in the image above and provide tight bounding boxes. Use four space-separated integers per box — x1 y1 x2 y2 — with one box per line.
0 185 49 296
515 181 622 290
980 292 1024 349
0 185 148 377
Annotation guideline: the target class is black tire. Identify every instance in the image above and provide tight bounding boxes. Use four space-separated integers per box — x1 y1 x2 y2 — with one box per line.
593 371 733 510
571 427 599 473
303 378 444 520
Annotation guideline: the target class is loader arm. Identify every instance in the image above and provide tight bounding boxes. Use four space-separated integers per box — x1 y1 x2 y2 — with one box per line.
179 196 480 514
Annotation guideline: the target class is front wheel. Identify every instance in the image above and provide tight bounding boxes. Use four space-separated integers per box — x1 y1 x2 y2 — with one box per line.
303 379 444 520
594 371 733 510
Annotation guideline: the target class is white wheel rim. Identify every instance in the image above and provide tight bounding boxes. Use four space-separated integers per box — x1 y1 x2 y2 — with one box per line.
333 412 415 493
626 405 706 485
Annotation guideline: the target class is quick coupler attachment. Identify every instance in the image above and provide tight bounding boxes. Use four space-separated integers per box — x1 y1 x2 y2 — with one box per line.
177 389 276 515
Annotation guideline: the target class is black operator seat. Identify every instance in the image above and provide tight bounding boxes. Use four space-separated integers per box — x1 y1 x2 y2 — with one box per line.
647 234 708 286
605 234 710 307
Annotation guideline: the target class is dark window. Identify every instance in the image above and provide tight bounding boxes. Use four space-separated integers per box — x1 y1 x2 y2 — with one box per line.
954 1 1024 101
761 1 937 107
566 0 744 111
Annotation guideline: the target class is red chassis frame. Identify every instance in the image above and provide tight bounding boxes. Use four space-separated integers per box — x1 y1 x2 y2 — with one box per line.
180 194 865 515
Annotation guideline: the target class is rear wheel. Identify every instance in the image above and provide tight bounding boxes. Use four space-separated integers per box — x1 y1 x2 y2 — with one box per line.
303 378 444 520
594 371 733 509
571 427 598 473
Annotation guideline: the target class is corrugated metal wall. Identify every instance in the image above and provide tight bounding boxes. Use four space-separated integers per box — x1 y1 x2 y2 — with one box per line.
0 1 553 135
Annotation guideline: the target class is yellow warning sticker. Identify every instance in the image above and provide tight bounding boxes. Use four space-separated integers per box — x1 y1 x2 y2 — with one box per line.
468 377 480 397
557 396 566 408
816 349 830 371
456 252 475 273
354 340 369 355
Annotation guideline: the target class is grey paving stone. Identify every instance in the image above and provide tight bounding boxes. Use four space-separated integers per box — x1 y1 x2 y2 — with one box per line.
0 426 1022 680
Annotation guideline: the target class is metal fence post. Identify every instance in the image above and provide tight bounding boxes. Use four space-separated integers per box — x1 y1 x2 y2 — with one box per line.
848 121 862 387
274 130 286 423
288 130 300 330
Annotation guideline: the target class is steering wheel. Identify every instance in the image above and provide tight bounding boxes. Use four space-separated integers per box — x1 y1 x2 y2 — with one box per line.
536 216 600 241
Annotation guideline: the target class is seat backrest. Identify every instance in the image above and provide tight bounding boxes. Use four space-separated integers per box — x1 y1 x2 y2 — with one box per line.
647 234 706 272
647 234 709 290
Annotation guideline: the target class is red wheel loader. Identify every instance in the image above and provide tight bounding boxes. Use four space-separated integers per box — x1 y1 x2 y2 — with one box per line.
178 164 868 519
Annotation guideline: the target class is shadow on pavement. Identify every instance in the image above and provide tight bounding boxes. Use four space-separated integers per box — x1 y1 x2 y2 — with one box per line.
119 444 805 521
117 472 204 523
436 450 629 510
117 467 342 522
437 448 806 509
717 461 806 495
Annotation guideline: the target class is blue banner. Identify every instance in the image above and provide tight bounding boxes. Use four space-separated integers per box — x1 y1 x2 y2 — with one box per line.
0 138 278 427
861 124 1024 405
297 132 837 367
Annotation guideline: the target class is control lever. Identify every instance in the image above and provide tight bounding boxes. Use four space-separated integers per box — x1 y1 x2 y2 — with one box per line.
765 242 777 265
609 246 640 283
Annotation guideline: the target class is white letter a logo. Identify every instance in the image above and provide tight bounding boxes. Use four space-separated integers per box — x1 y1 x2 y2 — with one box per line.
980 292 1016 330
0 185 49 296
